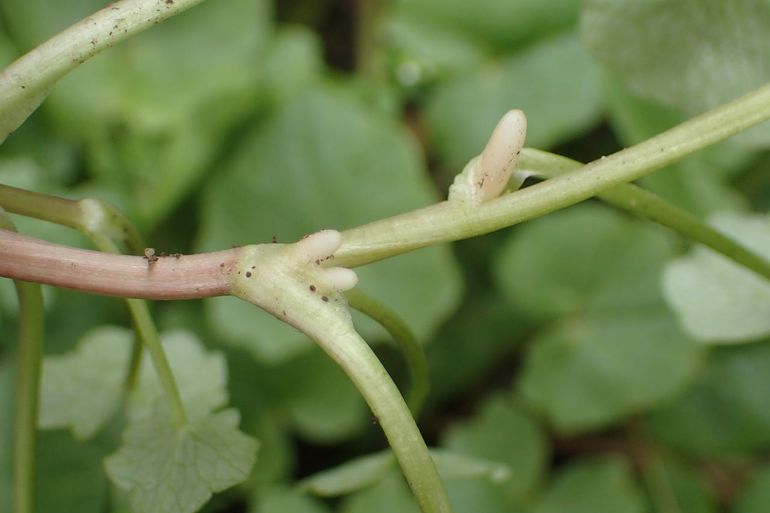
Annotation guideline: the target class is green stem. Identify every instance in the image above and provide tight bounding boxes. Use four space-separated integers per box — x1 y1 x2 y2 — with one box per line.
0 188 187 425
518 148 770 283
335 81 770 267
345 289 428 416
0 0 210 143
0 209 44 513
233 242 453 513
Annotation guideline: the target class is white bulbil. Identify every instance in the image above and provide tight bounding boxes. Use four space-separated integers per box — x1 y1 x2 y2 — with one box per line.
448 109 527 205
324 267 359 291
294 229 343 263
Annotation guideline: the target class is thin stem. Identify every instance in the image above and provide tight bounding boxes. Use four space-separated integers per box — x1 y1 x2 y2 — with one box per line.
0 184 144 254
1 210 44 513
518 148 770 283
97 238 187 426
345 289 428 416
0 0 210 143
334 81 770 267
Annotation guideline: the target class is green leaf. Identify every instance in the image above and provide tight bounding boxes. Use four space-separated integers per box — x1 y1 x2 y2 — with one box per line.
300 448 512 499
663 212 770 343
641 454 717 513
532 457 644 513
281 348 368 443
648 340 770 455
38 326 133 439
734 464 770 513
251 485 331 513
299 451 395 497
582 0 770 147
129 329 228 420
198 85 462 363
340 473 421 513
105 404 257 513
495 205 701 432
425 31 603 171
2 0 273 226
38 327 227 440
441 395 546 498
392 0 581 52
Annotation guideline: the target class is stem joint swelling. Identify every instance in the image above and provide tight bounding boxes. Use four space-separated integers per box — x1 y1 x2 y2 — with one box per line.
231 230 454 513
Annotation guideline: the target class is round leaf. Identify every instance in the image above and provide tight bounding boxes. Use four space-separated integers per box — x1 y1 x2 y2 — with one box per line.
663 212 770 343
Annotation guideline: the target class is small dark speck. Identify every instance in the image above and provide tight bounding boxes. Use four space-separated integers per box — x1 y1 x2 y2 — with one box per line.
321 296 329 302
282 310 287 316
309 284 317 292
272 235 278 243
20 85 26 89
251 265 255 269
220 263 225 268
246 271 252 278
165 0 174 4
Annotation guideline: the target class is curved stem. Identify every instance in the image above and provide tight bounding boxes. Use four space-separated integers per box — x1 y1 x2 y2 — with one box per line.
345 289 428 416
334 81 770 267
1 210 43 513
0 0 209 143
518 148 770 283
232 241 453 513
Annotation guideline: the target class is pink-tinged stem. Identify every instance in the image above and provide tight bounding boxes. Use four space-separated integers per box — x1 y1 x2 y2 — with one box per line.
0 229 237 299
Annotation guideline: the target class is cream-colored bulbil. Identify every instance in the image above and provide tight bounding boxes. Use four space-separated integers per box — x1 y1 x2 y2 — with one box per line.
293 230 358 292
448 109 527 205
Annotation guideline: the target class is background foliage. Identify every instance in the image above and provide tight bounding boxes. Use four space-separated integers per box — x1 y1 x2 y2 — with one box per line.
2 0 770 512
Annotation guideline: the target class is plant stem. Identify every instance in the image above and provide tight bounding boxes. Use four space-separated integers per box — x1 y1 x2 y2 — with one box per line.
345 289 428 416
334 81 770 267
1 210 43 513
0 0 209 143
518 148 770 282
0 228 237 298
233 242 453 513
96 239 187 426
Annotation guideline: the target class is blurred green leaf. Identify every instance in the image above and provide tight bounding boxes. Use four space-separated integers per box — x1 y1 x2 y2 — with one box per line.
496 205 701 432
532 457 644 513
129 329 228 421
734 464 770 513
648 340 770 455
425 32 603 171
251 485 331 513
2 0 273 227
281 348 368 443
393 0 581 52
641 453 717 513
299 448 512 498
426 293 533 407
340 473 420 513
582 0 770 147
299 451 395 497
198 85 461 363
442 395 547 498
38 326 132 439
36 430 109 513
260 26 324 105
105 404 257 513
663 212 770 343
